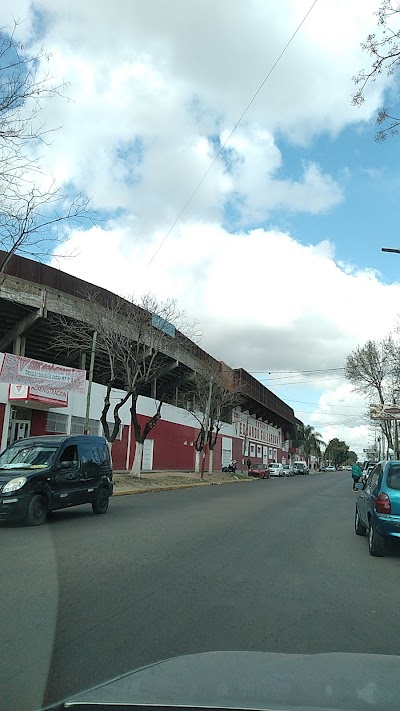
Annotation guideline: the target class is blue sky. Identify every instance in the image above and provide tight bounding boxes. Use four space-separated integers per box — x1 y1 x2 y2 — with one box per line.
272 122 400 282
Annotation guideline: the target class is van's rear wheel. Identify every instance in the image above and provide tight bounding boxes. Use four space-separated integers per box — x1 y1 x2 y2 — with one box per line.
92 487 109 515
25 494 48 526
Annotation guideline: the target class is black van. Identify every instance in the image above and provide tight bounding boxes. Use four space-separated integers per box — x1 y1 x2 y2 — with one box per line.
0 435 113 525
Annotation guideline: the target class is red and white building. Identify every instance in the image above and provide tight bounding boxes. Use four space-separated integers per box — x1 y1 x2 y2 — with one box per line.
0 253 301 470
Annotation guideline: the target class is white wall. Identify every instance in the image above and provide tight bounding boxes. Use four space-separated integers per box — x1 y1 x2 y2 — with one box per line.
0 374 237 438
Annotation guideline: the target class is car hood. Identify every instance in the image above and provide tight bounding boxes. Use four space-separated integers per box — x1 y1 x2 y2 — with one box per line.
56 651 400 711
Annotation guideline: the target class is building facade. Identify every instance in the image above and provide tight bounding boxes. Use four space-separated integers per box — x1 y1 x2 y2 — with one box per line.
0 252 302 470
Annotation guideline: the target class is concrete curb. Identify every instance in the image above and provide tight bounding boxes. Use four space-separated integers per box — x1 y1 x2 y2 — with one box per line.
113 477 254 497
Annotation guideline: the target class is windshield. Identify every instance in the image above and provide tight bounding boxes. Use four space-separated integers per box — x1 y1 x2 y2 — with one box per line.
3 2 400 711
387 464 400 491
0 445 57 470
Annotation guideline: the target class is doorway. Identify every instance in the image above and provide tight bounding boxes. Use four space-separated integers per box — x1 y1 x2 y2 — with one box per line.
8 407 31 446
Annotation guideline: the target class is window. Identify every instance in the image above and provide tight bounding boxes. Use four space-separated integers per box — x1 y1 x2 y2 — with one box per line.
366 464 381 492
257 444 262 458
59 444 78 466
46 412 68 433
387 464 400 490
70 416 99 436
250 443 255 457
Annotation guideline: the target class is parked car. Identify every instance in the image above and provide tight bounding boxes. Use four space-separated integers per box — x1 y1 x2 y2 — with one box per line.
355 460 400 557
248 463 269 479
0 435 113 526
325 465 336 472
292 461 309 475
268 462 284 477
362 464 374 484
282 464 294 477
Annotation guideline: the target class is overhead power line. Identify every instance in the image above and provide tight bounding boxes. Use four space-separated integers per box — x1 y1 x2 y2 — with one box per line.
262 376 346 386
146 0 320 266
285 398 362 409
250 368 345 374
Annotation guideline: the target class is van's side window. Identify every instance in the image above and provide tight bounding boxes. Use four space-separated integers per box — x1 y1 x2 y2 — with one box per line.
79 442 97 466
92 444 110 465
60 445 78 466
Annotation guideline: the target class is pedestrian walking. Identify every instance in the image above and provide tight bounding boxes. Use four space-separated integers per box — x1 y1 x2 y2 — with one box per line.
247 458 252 472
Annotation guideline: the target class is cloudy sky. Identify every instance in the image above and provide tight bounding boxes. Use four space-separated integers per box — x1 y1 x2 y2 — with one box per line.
3 0 400 456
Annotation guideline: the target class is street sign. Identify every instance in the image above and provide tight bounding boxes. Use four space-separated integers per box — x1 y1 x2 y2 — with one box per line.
370 404 400 420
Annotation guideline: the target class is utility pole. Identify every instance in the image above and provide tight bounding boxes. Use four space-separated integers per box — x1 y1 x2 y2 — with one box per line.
83 330 97 435
200 377 213 480
241 415 250 473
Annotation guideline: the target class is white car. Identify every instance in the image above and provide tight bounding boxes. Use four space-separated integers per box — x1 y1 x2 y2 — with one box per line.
268 463 284 477
282 464 294 477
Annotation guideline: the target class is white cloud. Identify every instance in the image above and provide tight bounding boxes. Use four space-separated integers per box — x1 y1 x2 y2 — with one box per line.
52 219 400 373
4 0 388 229
309 383 370 457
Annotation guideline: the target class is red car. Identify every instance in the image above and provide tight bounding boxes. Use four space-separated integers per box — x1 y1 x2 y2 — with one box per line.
248 463 270 479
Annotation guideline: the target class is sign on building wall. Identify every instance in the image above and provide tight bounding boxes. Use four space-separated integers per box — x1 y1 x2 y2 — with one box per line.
151 314 176 338
9 384 68 407
0 353 85 393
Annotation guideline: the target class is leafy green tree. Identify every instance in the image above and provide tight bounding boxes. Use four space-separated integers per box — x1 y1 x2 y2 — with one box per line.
345 451 358 465
297 424 324 463
325 438 350 468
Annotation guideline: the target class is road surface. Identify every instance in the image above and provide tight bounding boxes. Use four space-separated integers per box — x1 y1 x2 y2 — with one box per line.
2 471 400 710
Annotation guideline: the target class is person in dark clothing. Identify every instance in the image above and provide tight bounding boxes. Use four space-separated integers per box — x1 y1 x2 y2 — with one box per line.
247 458 252 471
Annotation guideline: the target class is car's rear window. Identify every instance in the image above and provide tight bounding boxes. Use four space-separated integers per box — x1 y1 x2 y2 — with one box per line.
386 464 400 491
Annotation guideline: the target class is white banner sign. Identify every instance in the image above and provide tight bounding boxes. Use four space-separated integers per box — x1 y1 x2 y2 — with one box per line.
0 353 85 393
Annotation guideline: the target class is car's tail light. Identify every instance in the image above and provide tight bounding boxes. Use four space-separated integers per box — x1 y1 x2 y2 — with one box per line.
375 492 391 514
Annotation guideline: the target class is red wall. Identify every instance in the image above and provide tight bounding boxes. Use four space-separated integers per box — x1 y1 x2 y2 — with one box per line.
31 410 48 436
110 415 243 472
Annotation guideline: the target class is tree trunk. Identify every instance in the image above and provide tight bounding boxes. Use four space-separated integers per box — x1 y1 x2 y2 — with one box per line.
130 441 143 478
208 448 214 474
194 449 200 473
105 439 113 468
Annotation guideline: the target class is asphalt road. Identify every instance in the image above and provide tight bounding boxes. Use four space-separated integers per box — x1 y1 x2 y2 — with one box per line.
2 470 400 710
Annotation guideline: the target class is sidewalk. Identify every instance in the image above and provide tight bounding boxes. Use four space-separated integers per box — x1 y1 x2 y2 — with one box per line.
113 469 254 496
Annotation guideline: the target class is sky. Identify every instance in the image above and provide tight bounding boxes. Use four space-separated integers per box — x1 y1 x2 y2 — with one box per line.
3 0 400 457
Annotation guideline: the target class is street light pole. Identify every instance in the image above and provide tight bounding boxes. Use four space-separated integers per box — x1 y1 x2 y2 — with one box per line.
84 330 97 435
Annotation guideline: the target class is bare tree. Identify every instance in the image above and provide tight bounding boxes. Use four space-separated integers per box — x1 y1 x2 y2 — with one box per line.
52 291 197 477
0 22 92 276
184 368 242 474
353 1 400 141
345 337 400 450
